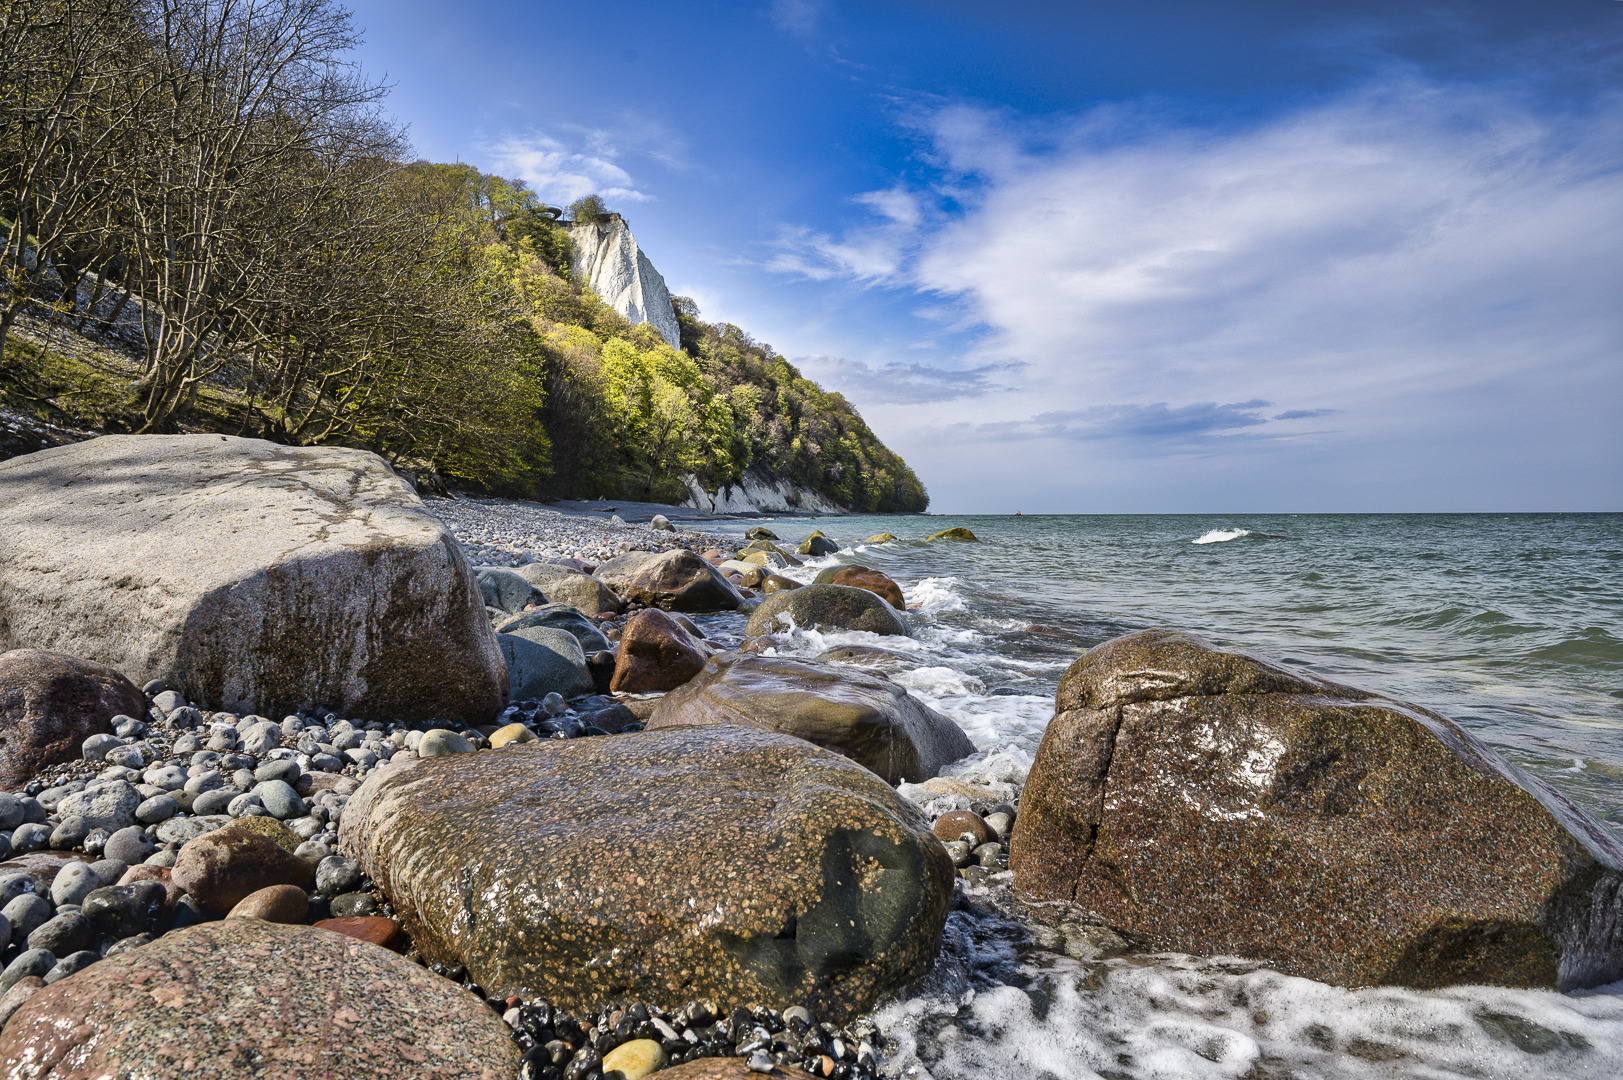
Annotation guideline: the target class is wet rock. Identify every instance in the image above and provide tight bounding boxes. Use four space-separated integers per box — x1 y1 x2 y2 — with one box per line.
660 1062 818 1080
0 435 507 724
797 531 839 557
812 565 906 609
171 827 316 914
610 609 716 694
745 585 909 639
509 563 626 617
932 811 994 847
649 653 974 785
82 881 170 940
594 549 745 612
745 527 779 541
0 920 521 1078
0 650 145 790
339 726 954 1023
925 527 977 541
497 631 595 701
314 915 405 951
1009 628 1623 991
863 533 896 543
816 645 916 674
498 603 613 654
601 1038 667 1079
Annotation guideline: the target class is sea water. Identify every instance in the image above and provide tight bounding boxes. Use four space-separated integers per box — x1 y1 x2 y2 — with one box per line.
686 512 1623 1080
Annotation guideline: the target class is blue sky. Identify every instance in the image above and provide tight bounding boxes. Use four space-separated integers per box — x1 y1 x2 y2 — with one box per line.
345 0 1622 513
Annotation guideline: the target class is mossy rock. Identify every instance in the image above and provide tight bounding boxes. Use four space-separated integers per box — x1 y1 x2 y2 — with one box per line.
745 527 779 541
227 815 302 853
745 584 909 638
926 527 977 542
864 533 897 543
797 531 840 557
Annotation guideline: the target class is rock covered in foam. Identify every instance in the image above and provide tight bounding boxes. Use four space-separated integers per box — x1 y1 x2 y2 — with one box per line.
338 725 954 1022
1010 628 1623 991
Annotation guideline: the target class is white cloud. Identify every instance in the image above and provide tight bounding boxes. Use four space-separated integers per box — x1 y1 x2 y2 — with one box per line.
487 130 652 206
770 0 823 39
776 76 1623 509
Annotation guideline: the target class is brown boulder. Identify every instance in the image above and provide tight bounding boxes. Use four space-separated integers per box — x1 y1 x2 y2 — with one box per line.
315 915 406 951
647 653 974 784
0 650 145 789
227 883 309 923
1009 628 1623 991
760 573 802 593
932 811 993 847
172 827 316 914
339 726 953 1023
610 609 715 693
594 549 744 611
0 920 518 1079
812 565 905 609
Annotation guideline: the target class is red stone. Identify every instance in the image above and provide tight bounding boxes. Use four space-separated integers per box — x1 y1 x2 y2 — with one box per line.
314 916 406 951
610 609 714 694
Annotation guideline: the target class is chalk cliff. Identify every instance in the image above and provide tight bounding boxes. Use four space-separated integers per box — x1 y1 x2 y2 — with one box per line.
681 469 850 515
567 216 680 348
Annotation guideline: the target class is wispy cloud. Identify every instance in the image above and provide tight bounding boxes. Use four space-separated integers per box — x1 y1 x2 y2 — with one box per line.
487 128 655 205
797 354 1016 404
769 0 823 39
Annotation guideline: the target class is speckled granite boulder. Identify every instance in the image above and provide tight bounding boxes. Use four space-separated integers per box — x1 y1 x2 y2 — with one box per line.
744 585 908 638
812 565 906 610
594 549 744 612
1009 628 1623 991
0 919 519 1079
648 654 973 784
0 435 506 724
611 609 715 693
339 726 954 1021
661 1061 819 1080
0 650 145 790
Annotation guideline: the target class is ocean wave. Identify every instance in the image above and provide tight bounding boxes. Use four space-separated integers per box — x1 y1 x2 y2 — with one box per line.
907 576 968 614
1193 528 1252 544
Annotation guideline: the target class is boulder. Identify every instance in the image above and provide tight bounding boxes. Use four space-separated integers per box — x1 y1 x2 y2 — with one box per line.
648 654 973 784
496 631 594 700
1009 629 1623 991
0 650 145 790
863 533 897 543
745 527 779 541
925 527 977 541
594 550 744 612
497 603 612 654
171 825 316 914
339 726 954 1022
475 566 547 613
0 435 506 724
812 565 905 609
0 920 519 1079
744 584 909 638
649 513 675 532
610 609 715 694
760 574 802 594
661 1063 818 1080
510 562 626 616
796 531 839 557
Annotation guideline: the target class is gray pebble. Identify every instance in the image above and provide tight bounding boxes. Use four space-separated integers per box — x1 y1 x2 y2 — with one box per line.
103 826 157 865
0 793 23 832
288 816 325 840
227 792 263 817
417 729 474 758
105 745 148 770
150 690 185 714
254 759 300 784
113 716 146 738
102 933 154 958
253 780 305 820
0 949 55 992
43 949 98 983
10 823 49 854
0 874 35 908
49 816 88 851
172 733 203 753
50 863 99 908
167 705 203 729
142 766 187 791
310 753 344 772
58 781 140 832
28 911 91 956
191 788 236 816
88 859 127 887
294 841 330 864
135 794 178 824
206 730 237 752
3 894 54 940
144 848 177 868
328 891 378 917
82 733 125 762
315 856 361 898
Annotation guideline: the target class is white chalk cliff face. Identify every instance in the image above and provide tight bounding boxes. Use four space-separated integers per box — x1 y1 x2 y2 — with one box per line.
567 216 681 348
681 470 850 515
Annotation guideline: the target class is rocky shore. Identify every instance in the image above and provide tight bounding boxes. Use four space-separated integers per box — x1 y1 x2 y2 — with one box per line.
0 433 1618 1079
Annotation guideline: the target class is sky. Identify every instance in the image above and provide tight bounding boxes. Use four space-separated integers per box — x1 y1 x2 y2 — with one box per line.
342 0 1623 513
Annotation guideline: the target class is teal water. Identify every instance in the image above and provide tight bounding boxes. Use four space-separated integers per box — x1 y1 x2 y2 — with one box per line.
683 512 1623 1078
697 512 1623 832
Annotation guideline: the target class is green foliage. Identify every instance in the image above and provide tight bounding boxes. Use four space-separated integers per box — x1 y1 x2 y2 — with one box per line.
567 193 610 225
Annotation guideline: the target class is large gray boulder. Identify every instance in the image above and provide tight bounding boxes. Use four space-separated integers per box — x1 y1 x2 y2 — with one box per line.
1010 629 1623 991
496 630 594 700
496 603 611 654
510 562 625 616
649 653 974 784
0 435 506 723
340 726 954 1022
594 549 744 611
744 583 909 638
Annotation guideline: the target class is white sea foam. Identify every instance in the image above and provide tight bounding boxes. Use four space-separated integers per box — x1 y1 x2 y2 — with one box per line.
877 926 1623 1080
1193 528 1252 544
892 666 987 698
908 576 968 615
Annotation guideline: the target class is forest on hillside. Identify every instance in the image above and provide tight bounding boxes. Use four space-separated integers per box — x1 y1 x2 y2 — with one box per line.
0 0 928 513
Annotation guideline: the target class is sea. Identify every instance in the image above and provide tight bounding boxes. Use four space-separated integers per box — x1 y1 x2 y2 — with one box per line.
680 512 1623 1080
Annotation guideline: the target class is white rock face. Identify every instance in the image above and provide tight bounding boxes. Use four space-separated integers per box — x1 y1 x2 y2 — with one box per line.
567 216 680 347
682 470 849 515
0 434 508 723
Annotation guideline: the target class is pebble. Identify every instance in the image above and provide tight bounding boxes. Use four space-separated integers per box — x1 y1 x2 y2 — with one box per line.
417 729 474 757
227 884 309 923
600 1039 666 1079
103 825 157 865
0 793 23 831
329 891 378 918
81 734 124 762
316 856 362 898
28 911 90 956
42 948 98 983
0 949 55 992
0 895 51 941
135 793 178 823
7 824 47 853
50 863 99 907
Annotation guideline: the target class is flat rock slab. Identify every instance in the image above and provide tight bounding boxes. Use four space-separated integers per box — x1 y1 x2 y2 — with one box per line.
0 919 519 1079
339 726 953 1022
1010 628 1623 991
648 653 973 784
0 435 505 723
